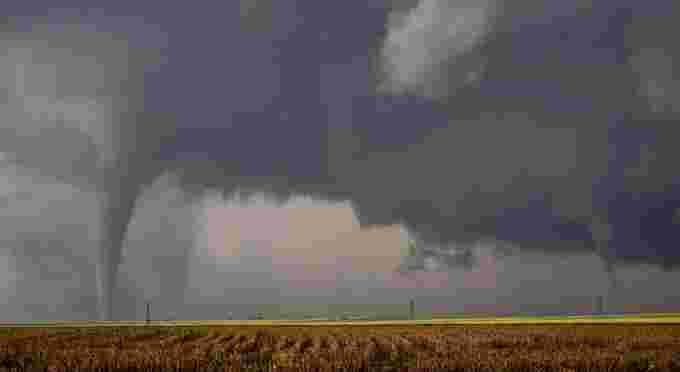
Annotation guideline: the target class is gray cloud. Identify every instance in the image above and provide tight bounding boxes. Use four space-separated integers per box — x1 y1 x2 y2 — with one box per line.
2 1 680 320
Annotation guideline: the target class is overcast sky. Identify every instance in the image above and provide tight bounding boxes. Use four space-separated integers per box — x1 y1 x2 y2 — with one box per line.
2 1 680 320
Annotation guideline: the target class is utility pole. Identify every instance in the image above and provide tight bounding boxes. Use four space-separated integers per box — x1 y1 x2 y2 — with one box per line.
595 295 604 315
146 301 151 325
409 298 415 320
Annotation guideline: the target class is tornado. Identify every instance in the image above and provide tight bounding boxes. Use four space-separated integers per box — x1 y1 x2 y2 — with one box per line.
588 215 618 313
96 176 144 320
96 150 175 320
1 13 169 320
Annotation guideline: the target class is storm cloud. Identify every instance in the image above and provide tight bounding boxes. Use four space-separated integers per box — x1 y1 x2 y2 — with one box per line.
2 0 679 319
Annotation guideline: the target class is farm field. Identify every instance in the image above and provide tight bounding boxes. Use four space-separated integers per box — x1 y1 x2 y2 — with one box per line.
3 312 680 328
1 315 680 371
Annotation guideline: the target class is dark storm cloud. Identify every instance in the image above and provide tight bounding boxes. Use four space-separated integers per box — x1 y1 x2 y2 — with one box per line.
3 0 680 319
374 0 680 270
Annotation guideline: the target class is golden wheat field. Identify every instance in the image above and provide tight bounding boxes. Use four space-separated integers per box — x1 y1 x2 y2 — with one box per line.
1 319 680 372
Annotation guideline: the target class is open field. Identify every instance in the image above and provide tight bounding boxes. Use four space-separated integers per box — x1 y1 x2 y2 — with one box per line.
1 315 680 371
2 312 680 328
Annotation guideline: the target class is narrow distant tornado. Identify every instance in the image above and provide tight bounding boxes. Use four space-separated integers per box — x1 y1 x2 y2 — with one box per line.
97 181 143 320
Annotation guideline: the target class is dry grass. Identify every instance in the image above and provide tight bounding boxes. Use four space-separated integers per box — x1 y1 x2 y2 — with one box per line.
3 312 680 328
0 323 679 371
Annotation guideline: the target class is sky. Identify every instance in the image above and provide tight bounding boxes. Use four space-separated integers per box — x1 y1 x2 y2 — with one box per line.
2 164 678 320
1 1 680 320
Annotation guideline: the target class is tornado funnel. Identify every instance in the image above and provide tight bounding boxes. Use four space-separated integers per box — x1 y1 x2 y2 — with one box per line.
97 178 144 320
